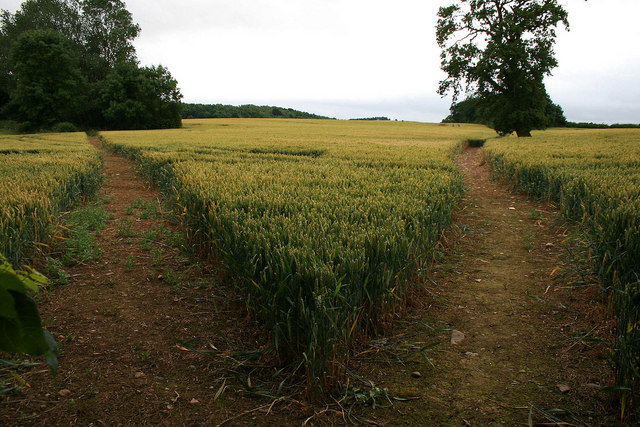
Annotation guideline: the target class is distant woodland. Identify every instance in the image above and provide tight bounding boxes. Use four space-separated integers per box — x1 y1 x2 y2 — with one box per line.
182 103 332 120
349 117 391 121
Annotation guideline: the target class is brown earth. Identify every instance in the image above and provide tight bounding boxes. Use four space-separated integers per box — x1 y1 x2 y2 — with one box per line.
0 142 613 426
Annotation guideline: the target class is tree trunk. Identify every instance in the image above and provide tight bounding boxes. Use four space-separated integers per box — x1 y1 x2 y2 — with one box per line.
515 129 532 137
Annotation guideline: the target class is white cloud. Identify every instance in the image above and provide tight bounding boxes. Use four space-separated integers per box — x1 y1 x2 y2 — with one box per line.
128 0 447 119
2 0 639 123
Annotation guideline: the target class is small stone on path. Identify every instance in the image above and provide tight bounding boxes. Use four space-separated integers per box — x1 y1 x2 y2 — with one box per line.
451 330 465 345
190 398 200 404
557 384 571 393
135 372 145 379
411 371 422 378
58 389 71 397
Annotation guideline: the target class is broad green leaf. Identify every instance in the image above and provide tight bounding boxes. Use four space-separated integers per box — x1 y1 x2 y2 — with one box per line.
0 288 18 319
0 272 28 294
11 291 49 355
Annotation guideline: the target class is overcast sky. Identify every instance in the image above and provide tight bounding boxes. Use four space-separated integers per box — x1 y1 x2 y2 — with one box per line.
3 0 639 123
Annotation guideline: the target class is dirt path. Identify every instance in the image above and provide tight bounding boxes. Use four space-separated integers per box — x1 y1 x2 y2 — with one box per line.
1 143 612 425
354 147 612 425
1 139 286 425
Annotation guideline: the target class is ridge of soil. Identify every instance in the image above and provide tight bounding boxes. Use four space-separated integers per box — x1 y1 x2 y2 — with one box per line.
1 142 613 425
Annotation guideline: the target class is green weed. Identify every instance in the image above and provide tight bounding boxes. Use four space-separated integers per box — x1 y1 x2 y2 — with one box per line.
45 256 70 286
523 231 536 252
151 247 163 267
115 218 135 237
140 239 153 251
528 209 541 220
124 255 135 270
163 268 183 288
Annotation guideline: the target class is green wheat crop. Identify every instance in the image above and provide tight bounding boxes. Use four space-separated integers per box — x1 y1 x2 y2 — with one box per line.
103 118 494 388
484 128 640 412
0 133 102 265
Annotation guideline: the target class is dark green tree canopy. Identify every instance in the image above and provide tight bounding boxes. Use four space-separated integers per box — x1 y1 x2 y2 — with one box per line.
441 96 487 125
436 0 569 137
0 0 80 43
182 103 330 120
78 0 140 81
1 0 139 76
0 0 80 108
0 0 181 131
443 93 567 128
100 62 182 130
9 29 85 126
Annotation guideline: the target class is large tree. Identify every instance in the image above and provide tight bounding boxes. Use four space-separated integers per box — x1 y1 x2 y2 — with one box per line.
99 62 182 130
442 93 567 128
0 0 140 87
0 0 81 112
78 0 140 81
8 29 85 127
436 0 569 137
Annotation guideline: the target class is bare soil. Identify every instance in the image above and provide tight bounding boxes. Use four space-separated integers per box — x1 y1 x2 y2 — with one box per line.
0 143 613 426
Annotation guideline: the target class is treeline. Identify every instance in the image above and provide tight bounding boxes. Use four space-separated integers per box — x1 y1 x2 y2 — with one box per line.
442 95 640 130
183 103 331 120
349 117 390 121
564 122 640 129
442 95 567 129
0 0 182 132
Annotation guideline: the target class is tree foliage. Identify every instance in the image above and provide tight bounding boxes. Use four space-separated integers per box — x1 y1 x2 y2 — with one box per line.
441 96 487 125
436 0 569 137
545 95 567 127
100 63 182 130
0 0 180 131
78 0 140 81
8 29 85 127
443 93 567 128
182 103 331 120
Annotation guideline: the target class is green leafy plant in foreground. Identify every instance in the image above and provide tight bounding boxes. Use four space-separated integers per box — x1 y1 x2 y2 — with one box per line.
0 255 58 373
